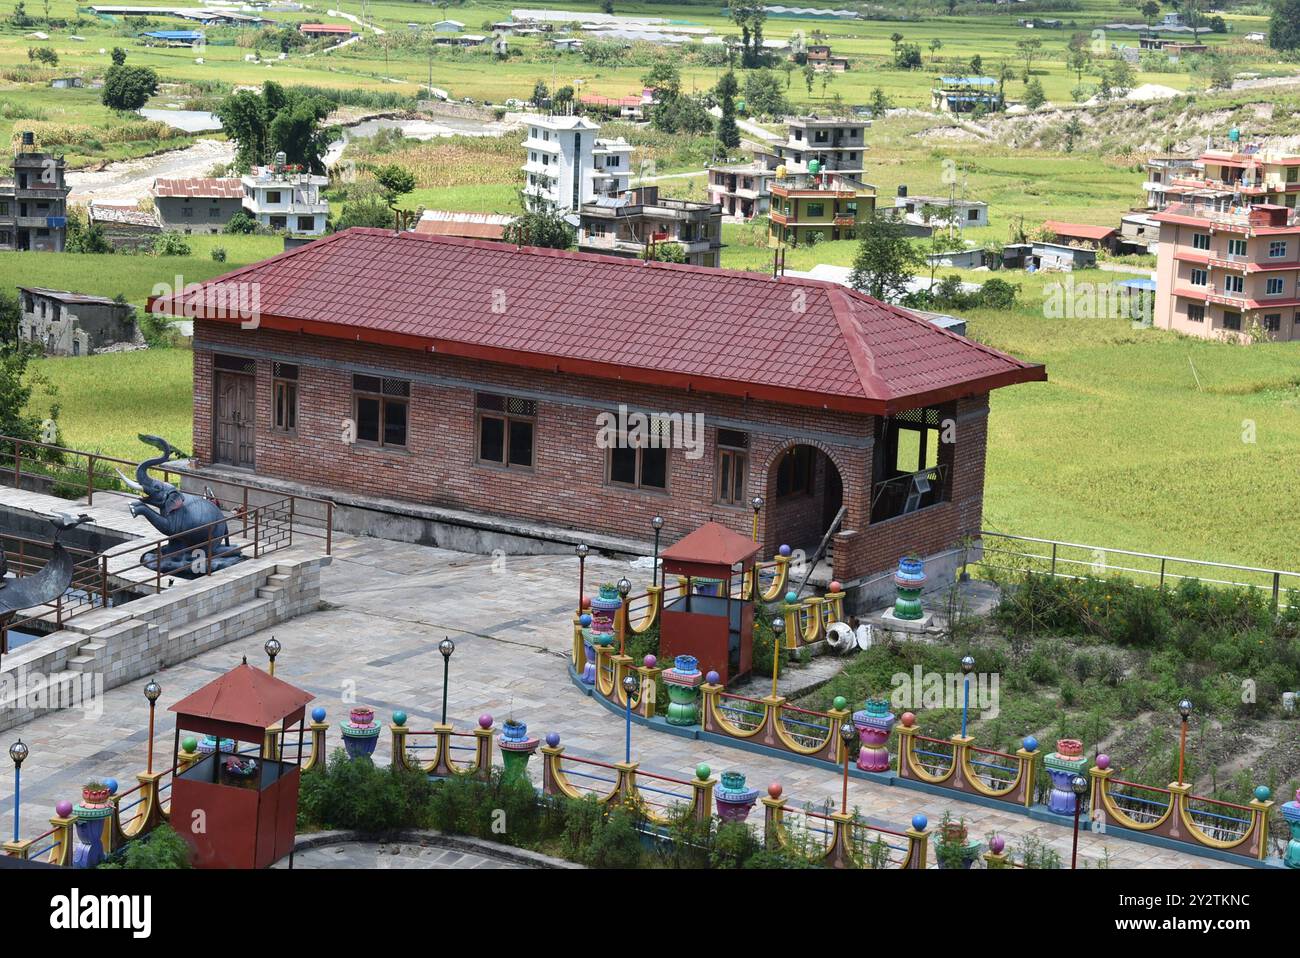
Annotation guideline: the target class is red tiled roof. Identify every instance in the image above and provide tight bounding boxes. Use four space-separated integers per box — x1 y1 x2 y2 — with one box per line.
169 663 314 730
150 228 1045 415
661 521 762 568
413 211 511 240
1042 220 1116 241
299 23 353 32
152 177 243 199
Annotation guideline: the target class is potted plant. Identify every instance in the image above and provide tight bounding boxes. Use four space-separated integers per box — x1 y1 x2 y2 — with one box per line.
933 811 981 869
502 717 528 743
82 780 111 805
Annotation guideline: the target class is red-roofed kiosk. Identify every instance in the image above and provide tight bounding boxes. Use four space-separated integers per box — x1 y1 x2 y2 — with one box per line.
168 661 314 868
659 522 762 684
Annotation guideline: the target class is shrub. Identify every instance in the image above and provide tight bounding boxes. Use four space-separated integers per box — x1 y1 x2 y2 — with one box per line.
100 825 191 868
297 748 433 831
151 233 191 256
210 246 227 262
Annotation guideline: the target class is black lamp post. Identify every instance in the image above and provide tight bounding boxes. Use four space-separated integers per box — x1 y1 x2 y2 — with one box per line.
960 655 975 737
651 515 664 590
750 496 764 542
1070 774 1089 869
770 615 785 698
438 637 455 725
616 576 632 655
575 543 589 611
143 679 162 774
9 739 27 842
623 675 638 762
1177 698 1192 785
264 636 281 677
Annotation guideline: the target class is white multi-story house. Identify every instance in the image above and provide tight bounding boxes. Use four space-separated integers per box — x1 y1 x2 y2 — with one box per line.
521 115 632 215
240 154 329 235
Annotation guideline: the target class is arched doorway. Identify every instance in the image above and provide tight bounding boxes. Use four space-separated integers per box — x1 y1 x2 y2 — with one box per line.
767 444 844 557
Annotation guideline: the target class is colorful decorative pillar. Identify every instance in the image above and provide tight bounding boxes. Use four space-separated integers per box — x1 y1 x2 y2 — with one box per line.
852 698 896 772
662 655 704 726
577 612 595 684
761 782 788 849
1281 788 1300 869
714 771 760 824
584 584 621 686
72 784 112 868
1044 738 1089 815
892 555 927 620
340 706 382 759
499 720 541 784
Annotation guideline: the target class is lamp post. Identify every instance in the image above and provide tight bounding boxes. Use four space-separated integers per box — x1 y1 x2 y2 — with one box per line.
1070 774 1089 869
438 637 455 725
616 577 632 655
575 543 589 612
769 615 785 699
1177 698 1192 785
9 739 27 842
960 655 975 738
839 722 856 815
750 496 764 542
650 516 664 590
622 675 638 763
143 679 162 774
264 636 281 678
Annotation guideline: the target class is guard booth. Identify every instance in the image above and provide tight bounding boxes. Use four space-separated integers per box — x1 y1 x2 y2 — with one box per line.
659 522 761 684
168 661 314 869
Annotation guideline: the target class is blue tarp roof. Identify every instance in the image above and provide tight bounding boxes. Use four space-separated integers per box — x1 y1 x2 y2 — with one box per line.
939 76 997 86
141 30 204 39
1115 278 1157 290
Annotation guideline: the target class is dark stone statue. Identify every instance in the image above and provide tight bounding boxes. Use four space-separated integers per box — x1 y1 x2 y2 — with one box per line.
115 434 242 575
0 513 92 642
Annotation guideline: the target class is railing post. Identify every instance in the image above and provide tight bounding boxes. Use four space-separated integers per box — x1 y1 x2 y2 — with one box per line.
304 714 329 772
1159 557 1166 590
242 486 248 537
761 786 787 849
289 496 295 549
1050 542 1058 577
13 438 21 490
390 716 411 773
903 816 930 869
253 509 260 559
1272 572 1280 613
326 501 333 555
86 453 95 505
690 767 715 823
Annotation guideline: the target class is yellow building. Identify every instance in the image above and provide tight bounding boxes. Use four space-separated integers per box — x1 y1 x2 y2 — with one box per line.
767 168 876 248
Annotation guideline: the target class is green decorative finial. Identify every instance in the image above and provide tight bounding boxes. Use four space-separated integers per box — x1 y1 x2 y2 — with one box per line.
833 695 848 711
696 763 711 781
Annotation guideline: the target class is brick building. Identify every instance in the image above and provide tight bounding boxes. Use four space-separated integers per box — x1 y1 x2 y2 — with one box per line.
154 229 1044 597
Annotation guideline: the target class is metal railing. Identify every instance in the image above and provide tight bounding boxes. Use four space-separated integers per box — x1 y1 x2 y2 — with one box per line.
979 531 1300 610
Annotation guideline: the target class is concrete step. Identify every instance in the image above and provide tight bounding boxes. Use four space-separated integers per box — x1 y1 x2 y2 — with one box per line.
67 654 97 672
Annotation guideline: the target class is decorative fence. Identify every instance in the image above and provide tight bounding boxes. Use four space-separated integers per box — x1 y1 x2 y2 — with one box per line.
895 723 1038 808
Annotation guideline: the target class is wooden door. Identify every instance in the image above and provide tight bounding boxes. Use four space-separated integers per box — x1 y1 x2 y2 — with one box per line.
214 371 256 468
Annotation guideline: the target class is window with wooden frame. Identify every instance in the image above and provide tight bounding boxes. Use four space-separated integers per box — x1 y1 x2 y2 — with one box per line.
716 429 749 505
272 362 298 433
870 405 953 522
352 374 409 448
775 445 815 498
608 418 668 491
476 392 536 469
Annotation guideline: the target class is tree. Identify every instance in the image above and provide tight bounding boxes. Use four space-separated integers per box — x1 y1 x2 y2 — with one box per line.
601 0 614 13
869 87 892 116
28 46 58 66
531 79 549 106
848 215 922 304
1271 0 1300 50
780 60 795 89
895 43 922 70
1015 38 1042 78
503 205 575 249
374 164 416 206
643 62 681 98
0 290 62 462
929 38 943 64
1140 0 1161 32
890 32 904 56
333 192 394 230
553 85 574 110
969 54 983 75
110 46 127 66
1067 47 1092 84
1024 76 1045 108
946 0 957 13
803 62 816 95
730 3 767 68
1106 59 1135 97
224 210 259 234
1062 116 1084 152
1024 77 1046 110
101 65 158 111
716 71 741 154
216 81 336 173
743 70 789 118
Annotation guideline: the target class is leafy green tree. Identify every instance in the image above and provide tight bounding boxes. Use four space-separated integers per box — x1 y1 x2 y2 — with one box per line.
152 233 191 256
216 82 336 173
531 78 549 106
0 290 61 464
895 43 922 70
869 87 892 116
1024 77 1046 109
743 70 789 118
1270 0 1300 50
929 38 943 64
969 54 983 75
716 70 741 154
101 64 158 111
110 46 127 65
848 215 922 303
374 163 416 205
28 46 58 66
224 210 259 234
1016 37 1042 78
889 32 904 56
1062 115 1084 152
642 62 681 97
504 204 575 249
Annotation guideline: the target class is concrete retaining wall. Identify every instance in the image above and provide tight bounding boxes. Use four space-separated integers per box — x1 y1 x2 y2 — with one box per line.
0 553 328 732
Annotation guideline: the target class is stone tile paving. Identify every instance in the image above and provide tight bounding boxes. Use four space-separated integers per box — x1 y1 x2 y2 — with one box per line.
272 843 525 869
0 533 1240 869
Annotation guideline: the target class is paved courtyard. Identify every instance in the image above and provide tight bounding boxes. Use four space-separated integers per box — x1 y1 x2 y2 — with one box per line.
273 842 527 870
0 531 1239 869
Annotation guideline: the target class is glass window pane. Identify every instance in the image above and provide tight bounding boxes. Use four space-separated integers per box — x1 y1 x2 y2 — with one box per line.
895 430 921 473
610 446 637 485
356 396 380 443
479 416 505 463
719 454 732 501
733 454 745 501
384 400 407 447
508 419 534 467
641 447 667 489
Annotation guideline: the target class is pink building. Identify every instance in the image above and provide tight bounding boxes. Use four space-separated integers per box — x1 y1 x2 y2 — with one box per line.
1159 148 1300 213
1152 203 1300 341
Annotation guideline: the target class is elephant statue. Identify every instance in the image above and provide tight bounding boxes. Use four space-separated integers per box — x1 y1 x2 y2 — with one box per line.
115 434 242 575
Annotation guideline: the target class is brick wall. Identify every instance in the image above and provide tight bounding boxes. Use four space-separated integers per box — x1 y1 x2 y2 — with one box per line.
193 321 991 582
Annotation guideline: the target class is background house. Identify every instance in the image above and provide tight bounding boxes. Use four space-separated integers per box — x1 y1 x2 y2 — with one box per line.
17 286 142 356
151 177 243 233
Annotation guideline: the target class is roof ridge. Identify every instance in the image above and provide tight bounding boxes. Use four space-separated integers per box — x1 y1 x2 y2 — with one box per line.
826 285 891 401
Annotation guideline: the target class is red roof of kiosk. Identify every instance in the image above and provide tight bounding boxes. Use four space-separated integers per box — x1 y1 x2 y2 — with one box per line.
660 521 762 570
169 662 314 732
